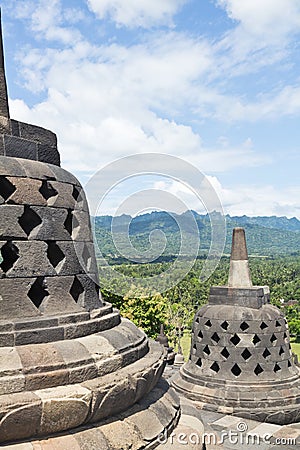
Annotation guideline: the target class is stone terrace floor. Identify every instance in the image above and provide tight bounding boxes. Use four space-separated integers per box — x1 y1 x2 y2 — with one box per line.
159 365 300 450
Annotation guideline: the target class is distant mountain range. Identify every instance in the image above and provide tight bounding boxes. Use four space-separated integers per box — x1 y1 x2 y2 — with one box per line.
94 212 300 260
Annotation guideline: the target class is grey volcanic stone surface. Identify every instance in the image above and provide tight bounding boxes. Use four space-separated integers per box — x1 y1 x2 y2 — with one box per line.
173 228 300 425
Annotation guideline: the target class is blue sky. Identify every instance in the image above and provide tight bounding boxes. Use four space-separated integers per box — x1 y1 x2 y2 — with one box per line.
2 0 300 218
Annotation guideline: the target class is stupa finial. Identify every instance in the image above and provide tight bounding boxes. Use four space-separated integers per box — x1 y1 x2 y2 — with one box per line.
0 9 10 119
228 227 252 288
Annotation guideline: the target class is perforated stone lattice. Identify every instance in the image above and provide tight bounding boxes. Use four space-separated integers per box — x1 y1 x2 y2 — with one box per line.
0 166 101 317
191 313 294 380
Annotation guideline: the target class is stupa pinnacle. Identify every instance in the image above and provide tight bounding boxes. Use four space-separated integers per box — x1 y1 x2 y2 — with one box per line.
0 10 9 128
228 227 252 288
173 227 300 425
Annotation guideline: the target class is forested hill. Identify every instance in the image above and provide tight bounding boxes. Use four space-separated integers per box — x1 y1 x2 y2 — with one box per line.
94 212 300 259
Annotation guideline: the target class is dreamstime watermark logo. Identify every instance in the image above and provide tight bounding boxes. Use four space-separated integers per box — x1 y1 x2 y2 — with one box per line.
80 153 226 296
158 421 298 446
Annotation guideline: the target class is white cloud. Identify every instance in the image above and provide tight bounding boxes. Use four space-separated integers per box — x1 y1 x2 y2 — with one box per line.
87 0 187 28
13 0 83 44
154 176 300 219
6 0 300 219
217 0 300 43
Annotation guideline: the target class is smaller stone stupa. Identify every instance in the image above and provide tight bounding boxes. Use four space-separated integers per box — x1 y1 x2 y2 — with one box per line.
173 228 300 425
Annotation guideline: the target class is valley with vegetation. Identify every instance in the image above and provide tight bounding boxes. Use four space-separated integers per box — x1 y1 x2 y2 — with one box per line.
95 212 300 357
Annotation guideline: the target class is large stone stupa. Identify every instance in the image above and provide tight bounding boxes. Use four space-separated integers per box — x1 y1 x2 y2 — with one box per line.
173 228 300 425
0 14 179 448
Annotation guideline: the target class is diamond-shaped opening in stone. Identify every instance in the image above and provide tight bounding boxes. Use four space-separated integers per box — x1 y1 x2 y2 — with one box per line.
230 334 241 346
253 334 261 345
82 243 91 269
260 322 268 330
270 334 277 344
254 364 264 376
283 332 287 340
196 357 202 367
221 347 230 359
231 363 241 377
241 348 252 360
198 330 203 339
203 345 211 355
0 241 19 272
240 321 249 331
64 209 73 235
279 346 285 356
274 363 281 373
211 332 220 343
18 206 42 237
27 277 49 308
47 241 65 270
221 320 229 330
288 360 292 367
64 210 80 238
72 186 80 200
275 320 281 328
39 180 58 201
0 176 16 201
204 319 212 328
262 348 271 359
210 362 220 373
70 276 84 303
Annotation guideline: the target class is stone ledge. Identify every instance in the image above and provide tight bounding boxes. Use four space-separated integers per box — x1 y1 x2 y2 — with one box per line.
3 380 180 450
0 304 120 347
0 341 169 444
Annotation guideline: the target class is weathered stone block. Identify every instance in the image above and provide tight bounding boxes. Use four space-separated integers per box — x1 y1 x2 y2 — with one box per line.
0 241 56 278
14 317 59 331
6 177 46 206
75 274 102 311
0 332 15 347
0 374 25 395
52 340 94 368
0 155 26 176
126 408 164 442
0 278 40 320
39 276 84 315
15 327 65 346
10 119 20 137
19 159 56 180
0 205 28 239
50 241 85 276
75 429 109 450
4 135 38 160
48 164 81 186
37 385 92 436
100 420 139 450
29 207 72 241
0 116 10 133
0 135 4 156
19 122 57 147
0 392 42 442
0 347 23 376
17 343 67 375
44 181 75 209
25 369 69 391
72 210 93 240
37 144 60 166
